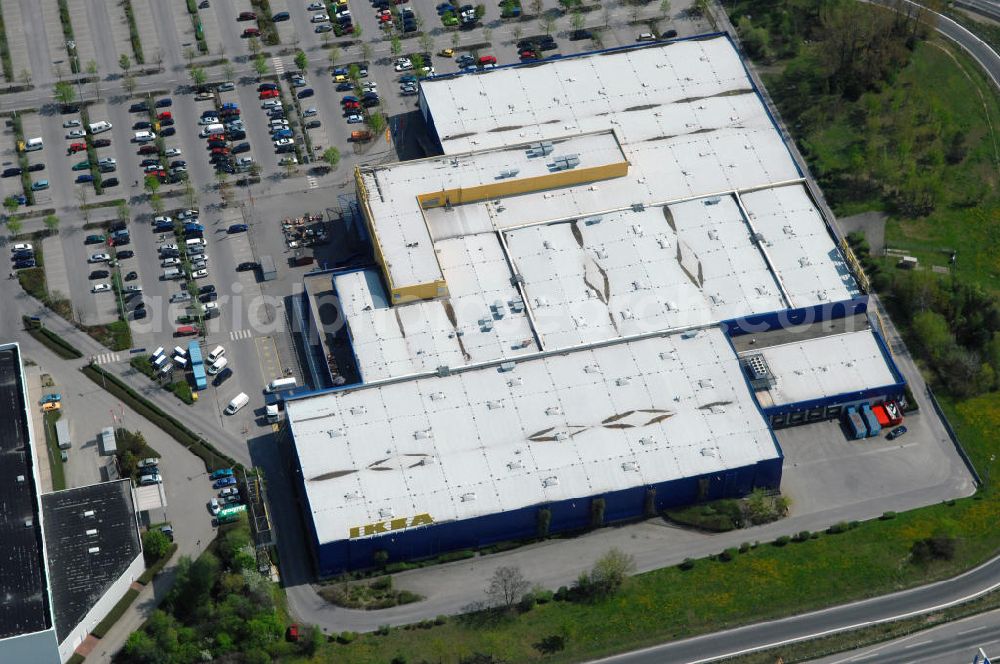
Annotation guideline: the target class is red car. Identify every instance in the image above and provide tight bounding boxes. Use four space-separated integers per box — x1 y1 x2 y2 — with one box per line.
68 142 87 154
157 111 172 120
242 27 260 37
138 145 158 155
206 134 225 142
343 101 360 110
519 49 537 59
479 55 497 66
238 11 257 20
286 624 300 642
175 325 199 337
211 147 230 156
259 89 279 99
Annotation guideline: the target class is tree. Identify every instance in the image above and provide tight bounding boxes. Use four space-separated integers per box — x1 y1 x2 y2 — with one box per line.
253 54 269 79
183 180 198 208
294 49 308 72
659 0 671 16
54 81 76 106
119 53 131 74
142 529 172 564
530 0 543 16
586 548 634 598
410 53 426 76
322 147 341 169
144 175 161 193
328 45 341 68
7 217 22 237
150 193 164 215
116 200 130 224
361 42 373 64
86 60 100 98
482 26 492 42
18 68 31 85
4 197 19 216
190 66 207 88
43 214 59 233
123 73 137 94
486 566 530 610
348 63 361 81
571 10 585 31
911 310 954 364
390 35 402 57
248 36 262 56
184 47 197 64
475 3 486 19
542 14 556 35
421 32 435 54
367 111 387 135
451 31 461 48
223 62 236 83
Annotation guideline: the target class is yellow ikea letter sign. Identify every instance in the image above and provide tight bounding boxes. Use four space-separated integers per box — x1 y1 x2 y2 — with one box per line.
349 513 434 539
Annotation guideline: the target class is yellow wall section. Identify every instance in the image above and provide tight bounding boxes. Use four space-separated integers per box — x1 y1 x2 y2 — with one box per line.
416 161 629 209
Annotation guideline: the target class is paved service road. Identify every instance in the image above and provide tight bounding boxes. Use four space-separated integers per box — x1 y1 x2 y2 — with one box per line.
809 607 1000 664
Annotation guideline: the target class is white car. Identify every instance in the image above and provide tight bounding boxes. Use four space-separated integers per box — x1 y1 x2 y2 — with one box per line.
154 215 173 225
11 243 32 253
139 473 162 486
219 486 238 497
302 107 318 117
170 291 191 303
262 99 281 109
165 148 182 157
311 12 330 22
202 301 218 312
89 253 111 263
143 164 163 173
199 116 219 125
161 257 181 267
637 32 656 41
346 114 363 123
178 209 199 220
209 498 220 515
66 129 86 138
123 285 142 293
91 283 111 293
192 269 209 279
274 137 294 147
63 118 82 128
138 457 160 468
279 156 298 165
362 82 377 92
159 242 178 252
307 1 324 8
98 157 116 166
394 61 413 72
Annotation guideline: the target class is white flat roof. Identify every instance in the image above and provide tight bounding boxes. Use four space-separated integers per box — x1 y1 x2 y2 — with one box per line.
748 329 898 407
336 234 539 381
287 327 780 545
361 131 625 289
506 196 787 349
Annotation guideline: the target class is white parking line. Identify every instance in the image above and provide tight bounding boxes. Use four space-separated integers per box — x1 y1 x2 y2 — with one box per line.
230 329 253 341
307 176 318 189
272 57 285 75
93 352 120 365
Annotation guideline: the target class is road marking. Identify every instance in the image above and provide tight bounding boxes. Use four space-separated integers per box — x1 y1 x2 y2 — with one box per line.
307 176 319 189
93 352 120 365
272 57 285 75
958 625 991 635
903 640 930 649
230 329 253 340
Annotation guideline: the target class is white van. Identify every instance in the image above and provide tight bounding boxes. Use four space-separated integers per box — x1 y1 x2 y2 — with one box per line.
265 377 297 393
173 346 186 358
199 123 224 137
134 130 156 143
208 356 228 375
152 354 169 369
151 346 165 359
173 355 188 368
89 120 113 134
207 345 225 364
185 237 206 248
159 363 173 376
162 267 183 280
23 137 43 151
225 392 250 415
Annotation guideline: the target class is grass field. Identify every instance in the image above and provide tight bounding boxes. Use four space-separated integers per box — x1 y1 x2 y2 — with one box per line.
309 37 1000 664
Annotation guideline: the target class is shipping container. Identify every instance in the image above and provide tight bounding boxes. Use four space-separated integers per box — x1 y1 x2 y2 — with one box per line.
99 426 117 455
883 401 904 426
872 404 891 427
844 406 865 440
860 403 881 437
55 419 72 450
260 255 276 281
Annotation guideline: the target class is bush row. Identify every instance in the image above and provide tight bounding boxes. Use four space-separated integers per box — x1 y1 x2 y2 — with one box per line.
22 316 84 359
0 2 13 81
138 543 177 585
122 0 144 64
90 587 139 638
81 364 234 471
55 0 79 73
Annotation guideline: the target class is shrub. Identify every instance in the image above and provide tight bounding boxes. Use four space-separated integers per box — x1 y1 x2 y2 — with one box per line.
911 536 957 564
793 530 812 543
437 549 475 563
678 557 695 570
590 497 606 528
434 614 448 625
138 543 177 584
337 631 356 644
738 541 751 553
22 317 83 359
537 507 551 537
880 511 897 520
827 521 851 534
142 529 172 564
718 547 738 562
532 589 554 604
171 380 194 404
377 624 391 636
774 535 791 547
554 585 569 600
518 593 537 612
91 588 140 638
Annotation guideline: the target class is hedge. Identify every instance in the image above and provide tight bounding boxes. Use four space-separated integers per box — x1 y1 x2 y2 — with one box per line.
0 1 12 81
138 542 177 585
81 364 234 471
90 587 140 639
122 0 144 64
22 316 84 359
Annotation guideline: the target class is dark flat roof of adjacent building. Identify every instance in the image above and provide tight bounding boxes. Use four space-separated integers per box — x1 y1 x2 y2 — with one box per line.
42 479 141 641
0 343 51 639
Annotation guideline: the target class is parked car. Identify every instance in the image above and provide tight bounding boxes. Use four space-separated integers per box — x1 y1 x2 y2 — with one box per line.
213 476 237 489
228 223 249 234
39 393 62 404
91 283 111 293
237 261 259 271
886 425 908 440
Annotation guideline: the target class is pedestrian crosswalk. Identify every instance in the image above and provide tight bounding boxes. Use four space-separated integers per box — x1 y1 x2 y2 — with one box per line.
272 57 285 76
92 352 120 365
230 329 253 341
307 176 319 189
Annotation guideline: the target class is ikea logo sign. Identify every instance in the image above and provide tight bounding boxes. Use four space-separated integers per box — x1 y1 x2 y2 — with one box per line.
349 513 434 539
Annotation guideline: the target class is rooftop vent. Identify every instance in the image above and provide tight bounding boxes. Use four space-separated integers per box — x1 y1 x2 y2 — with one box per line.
24 518 33 528
615 377 631 387
554 431 569 441
697 378 714 389
507 460 523 470
622 461 639 472
379 508 393 520
546 406 563 416
437 365 451 377
83 510 96 518
16 474 25 483
584 364 601 374
656 234 671 249
460 492 477 502
704 197 721 206
88 547 100 554
487 400 504 409
700 448 717 458
508 377 523 387
86 529 98 536
499 361 517 372
344 491 361 501
349 406 366 416
326 428 346 438
414 429 433 440
429 391 446 401
542 476 559 488
583 216 602 226
639 436 655 446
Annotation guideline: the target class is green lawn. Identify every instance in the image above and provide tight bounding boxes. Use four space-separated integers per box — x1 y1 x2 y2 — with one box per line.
42 411 66 491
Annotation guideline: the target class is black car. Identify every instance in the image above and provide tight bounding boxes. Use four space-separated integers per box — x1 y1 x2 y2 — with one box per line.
116 250 135 260
199 284 216 294
133 121 152 130
208 140 228 149
305 120 321 129
140 158 160 167
569 29 592 40
110 222 127 232
363 98 380 108
129 102 148 113
212 366 233 386
27 163 45 172
236 261 259 271
311 165 332 175
125 271 138 281
200 291 218 303
539 40 558 51
103 177 119 187
160 118 175 127
162 127 176 136
14 259 35 269
272 11 290 21
132 308 147 320
12 250 34 260
93 138 111 148
298 88 315 99
228 130 247 140
155 97 173 107
232 142 251 154
132 301 146 311
99 164 116 173
2 167 22 177
89 270 109 280
170 160 186 169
